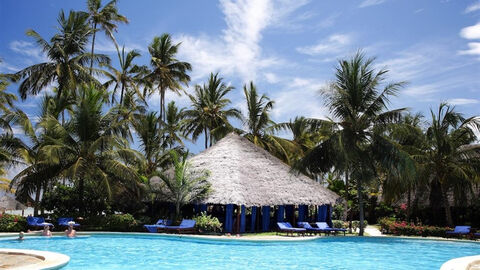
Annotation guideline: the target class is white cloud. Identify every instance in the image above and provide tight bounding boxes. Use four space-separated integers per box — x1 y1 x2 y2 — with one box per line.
317 13 340 29
264 72 280 83
271 77 329 120
9 40 48 62
296 34 352 56
465 2 480 13
177 0 306 82
359 0 386 8
0 60 20 72
447 98 479 105
460 22 480 40
459 42 480 56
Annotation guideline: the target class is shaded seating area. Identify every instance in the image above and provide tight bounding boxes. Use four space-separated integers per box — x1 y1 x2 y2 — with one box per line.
182 133 340 235
316 222 346 236
27 216 54 229
160 219 196 234
58 217 80 227
144 219 172 233
446 226 471 238
277 222 306 236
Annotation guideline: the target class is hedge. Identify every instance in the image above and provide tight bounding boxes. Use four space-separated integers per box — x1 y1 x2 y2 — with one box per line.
0 214 27 232
379 217 451 237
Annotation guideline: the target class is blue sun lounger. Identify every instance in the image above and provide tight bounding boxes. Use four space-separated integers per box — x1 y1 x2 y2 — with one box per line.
144 219 172 233
446 226 471 238
163 219 196 234
316 222 346 236
58 217 80 227
297 222 326 235
27 216 54 229
277 222 306 236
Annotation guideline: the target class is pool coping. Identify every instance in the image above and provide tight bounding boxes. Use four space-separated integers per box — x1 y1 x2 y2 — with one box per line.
0 248 70 270
440 255 480 270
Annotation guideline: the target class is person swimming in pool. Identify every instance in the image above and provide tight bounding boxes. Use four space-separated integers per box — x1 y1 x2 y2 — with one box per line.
65 221 76 237
18 231 24 240
42 225 52 237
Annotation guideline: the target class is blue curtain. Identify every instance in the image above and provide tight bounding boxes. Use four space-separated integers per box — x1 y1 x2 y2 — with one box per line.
240 205 246 233
225 204 234 233
285 205 294 222
200 204 208 213
298 205 307 222
250 206 257 232
276 205 285 222
262 206 270 232
317 205 328 222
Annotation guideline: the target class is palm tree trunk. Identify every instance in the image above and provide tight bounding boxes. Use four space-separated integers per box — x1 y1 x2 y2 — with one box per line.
407 186 411 222
345 170 351 233
33 183 41 216
357 178 365 236
119 83 125 106
89 22 97 76
204 128 208 149
441 183 453 226
79 178 85 216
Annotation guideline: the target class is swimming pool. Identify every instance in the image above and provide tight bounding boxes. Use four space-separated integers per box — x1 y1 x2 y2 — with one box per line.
1 234 479 269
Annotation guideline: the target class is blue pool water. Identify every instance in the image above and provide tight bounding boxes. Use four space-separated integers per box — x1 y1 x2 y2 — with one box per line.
1 234 480 269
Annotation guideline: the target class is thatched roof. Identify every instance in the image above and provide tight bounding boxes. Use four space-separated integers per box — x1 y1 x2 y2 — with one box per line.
187 133 339 207
0 195 26 211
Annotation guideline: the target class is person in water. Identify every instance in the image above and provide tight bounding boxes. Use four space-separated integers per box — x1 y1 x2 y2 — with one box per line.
65 221 76 237
42 225 52 237
18 231 24 240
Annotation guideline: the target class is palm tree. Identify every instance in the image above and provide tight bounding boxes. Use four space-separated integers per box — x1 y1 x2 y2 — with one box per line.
103 46 148 105
242 82 295 164
154 150 210 221
14 10 109 100
415 103 480 226
86 0 128 74
184 73 241 149
146 34 191 121
296 52 414 236
162 101 188 149
38 84 143 214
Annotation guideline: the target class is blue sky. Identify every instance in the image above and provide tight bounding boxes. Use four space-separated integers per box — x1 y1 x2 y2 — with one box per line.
1 0 480 157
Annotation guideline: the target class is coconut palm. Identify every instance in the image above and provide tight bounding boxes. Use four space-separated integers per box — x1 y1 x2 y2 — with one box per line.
86 0 128 74
184 73 242 149
154 150 210 221
13 10 109 100
38 84 143 214
415 103 480 226
146 34 191 121
242 82 296 164
296 52 414 236
103 46 148 105
162 101 188 149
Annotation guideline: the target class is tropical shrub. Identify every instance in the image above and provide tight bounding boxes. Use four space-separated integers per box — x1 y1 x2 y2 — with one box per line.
104 214 138 231
332 220 346 229
0 214 27 232
352 220 368 231
193 212 222 233
378 218 451 237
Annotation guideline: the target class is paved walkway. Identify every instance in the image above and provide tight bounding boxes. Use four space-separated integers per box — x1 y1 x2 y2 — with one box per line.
364 225 383 236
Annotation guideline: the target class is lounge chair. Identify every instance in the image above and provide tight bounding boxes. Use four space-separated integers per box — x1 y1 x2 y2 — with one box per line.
297 222 326 235
27 216 54 229
162 219 196 234
474 232 480 240
446 226 471 238
58 217 80 227
316 222 346 236
277 222 306 236
144 219 172 233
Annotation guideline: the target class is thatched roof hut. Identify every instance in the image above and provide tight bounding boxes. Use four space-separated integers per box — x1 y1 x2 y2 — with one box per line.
187 133 339 207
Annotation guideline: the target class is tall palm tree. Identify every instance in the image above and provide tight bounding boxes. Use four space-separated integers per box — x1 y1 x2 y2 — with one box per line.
162 101 188 149
184 73 241 149
242 82 295 164
38 84 143 214
154 150 210 221
14 10 109 100
103 46 148 105
415 103 480 226
146 34 191 121
86 0 128 74
297 52 414 236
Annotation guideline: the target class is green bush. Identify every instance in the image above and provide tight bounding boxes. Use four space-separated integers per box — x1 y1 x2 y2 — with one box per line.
0 214 27 232
332 220 346 229
193 212 222 233
104 214 138 231
352 220 368 231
